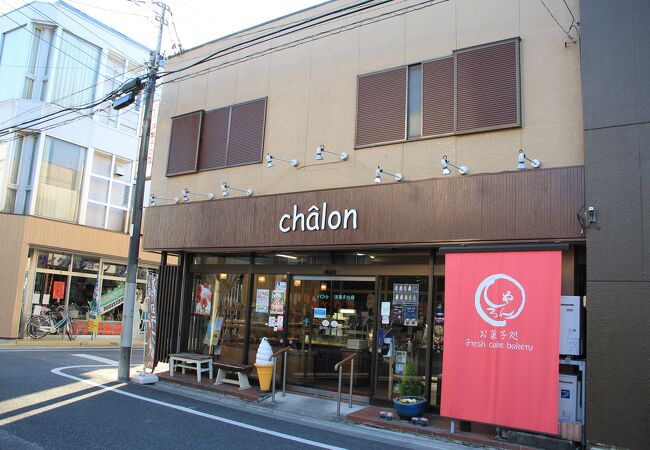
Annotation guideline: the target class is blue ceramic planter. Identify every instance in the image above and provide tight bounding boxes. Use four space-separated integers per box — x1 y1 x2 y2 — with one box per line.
393 396 428 419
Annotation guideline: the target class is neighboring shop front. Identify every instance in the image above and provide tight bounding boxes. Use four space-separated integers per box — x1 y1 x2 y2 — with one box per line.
144 166 586 416
0 214 162 338
28 248 157 336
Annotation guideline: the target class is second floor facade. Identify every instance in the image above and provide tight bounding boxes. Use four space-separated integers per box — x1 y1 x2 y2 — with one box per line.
150 0 583 203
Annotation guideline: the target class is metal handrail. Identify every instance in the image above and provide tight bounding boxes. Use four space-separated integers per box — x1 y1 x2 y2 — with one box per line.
270 346 290 402
335 353 357 416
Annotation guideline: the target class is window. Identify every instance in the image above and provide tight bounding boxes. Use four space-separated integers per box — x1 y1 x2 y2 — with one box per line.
51 31 100 108
355 39 520 147
407 64 422 138
34 137 86 222
23 25 54 101
98 54 142 135
0 26 29 101
85 150 133 232
167 98 267 176
1 135 38 214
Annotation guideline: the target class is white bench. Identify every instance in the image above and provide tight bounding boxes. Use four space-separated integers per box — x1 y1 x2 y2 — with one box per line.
169 353 213 382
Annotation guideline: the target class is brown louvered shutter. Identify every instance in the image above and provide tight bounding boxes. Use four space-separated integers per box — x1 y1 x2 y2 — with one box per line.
356 67 406 147
456 40 519 133
226 98 266 166
198 107 230 170
166 110 202 176
422 57 455 136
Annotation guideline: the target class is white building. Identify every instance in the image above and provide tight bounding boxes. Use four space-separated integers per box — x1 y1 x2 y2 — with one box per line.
0 1 160 338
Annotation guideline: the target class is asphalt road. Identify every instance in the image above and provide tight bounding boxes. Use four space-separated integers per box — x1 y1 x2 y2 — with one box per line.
0 348 470 450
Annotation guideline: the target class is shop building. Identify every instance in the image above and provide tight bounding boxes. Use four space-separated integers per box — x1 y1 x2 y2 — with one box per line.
0 1 160 337
143 0 602 446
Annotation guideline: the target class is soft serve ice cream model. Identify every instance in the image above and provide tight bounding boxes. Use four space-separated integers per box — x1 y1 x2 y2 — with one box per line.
255 337 274 391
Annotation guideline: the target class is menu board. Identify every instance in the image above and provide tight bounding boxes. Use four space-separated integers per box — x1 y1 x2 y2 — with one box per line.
393 283 419 305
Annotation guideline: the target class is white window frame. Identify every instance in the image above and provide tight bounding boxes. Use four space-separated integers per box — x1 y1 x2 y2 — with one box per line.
84 149 134 233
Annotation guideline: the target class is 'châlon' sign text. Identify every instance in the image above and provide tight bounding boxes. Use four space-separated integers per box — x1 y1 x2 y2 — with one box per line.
279 203 358 233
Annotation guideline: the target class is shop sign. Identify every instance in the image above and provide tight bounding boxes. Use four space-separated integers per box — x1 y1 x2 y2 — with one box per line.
278 203 358 233
144 272 157 371
441 251 561 435
99 285 126 314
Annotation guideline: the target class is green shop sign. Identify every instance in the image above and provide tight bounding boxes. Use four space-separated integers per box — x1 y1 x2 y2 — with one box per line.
99 285 126 314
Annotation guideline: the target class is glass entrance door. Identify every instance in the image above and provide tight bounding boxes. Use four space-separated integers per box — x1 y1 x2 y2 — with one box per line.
286 276 375 397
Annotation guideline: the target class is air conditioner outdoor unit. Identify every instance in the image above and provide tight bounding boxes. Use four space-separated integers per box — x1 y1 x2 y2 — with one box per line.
114 165 126 177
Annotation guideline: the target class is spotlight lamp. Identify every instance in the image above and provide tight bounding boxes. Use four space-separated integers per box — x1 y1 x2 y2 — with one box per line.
221 182 253 197
315 145 348 161
517 149 541 170
441 155 469 176
374 166 404 183
181 188 214 203
149 194 179 206
266 153 298 168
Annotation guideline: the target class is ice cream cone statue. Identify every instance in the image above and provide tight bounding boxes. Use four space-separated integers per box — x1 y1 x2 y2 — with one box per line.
255 337 274 391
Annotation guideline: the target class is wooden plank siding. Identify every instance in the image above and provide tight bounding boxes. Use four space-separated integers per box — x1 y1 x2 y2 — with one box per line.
143 166 584 251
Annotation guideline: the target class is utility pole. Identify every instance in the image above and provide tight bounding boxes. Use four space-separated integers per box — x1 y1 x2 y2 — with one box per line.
118 1 167 381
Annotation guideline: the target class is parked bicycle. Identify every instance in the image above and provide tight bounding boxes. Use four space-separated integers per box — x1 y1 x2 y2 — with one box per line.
26 305 80 340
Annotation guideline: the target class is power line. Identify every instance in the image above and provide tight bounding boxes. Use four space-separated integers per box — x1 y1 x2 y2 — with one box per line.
160 0 449 87
158 0 388 79
1 0 108 76
65 0 150 18
538 0 576 42
167 6 183 53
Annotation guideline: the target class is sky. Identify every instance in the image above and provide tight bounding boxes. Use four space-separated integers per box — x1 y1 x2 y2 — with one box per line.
0 0 328 53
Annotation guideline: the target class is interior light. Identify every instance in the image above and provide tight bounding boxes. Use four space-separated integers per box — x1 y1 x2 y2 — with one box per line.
258 275 266 283
320 283 327 291
276 253 298 260
293 279 302 287
219 273 227 280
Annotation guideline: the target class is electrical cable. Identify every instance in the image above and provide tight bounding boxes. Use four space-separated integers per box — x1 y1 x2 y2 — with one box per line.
157 0 387 78
538 0 575 42
160 0 449 87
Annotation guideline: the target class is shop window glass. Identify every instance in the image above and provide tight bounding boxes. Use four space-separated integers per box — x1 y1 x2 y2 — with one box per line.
185 273 250 365
72 255 99 274
283 277 375 396
31 272 68 313
37 251 71 270
192 255 251 265
68 276 97 319
100 279 124 321
34 137 86 222
375 275 429 401
103 262 127 277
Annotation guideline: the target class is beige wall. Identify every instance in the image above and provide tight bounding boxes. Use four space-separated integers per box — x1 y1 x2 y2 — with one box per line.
0 214 161 338
151 0 582 202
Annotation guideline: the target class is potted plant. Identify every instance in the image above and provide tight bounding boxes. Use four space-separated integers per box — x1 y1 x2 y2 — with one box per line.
393 357 427 419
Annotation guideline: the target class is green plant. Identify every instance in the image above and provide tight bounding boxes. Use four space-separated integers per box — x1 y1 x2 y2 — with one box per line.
398 357 422 398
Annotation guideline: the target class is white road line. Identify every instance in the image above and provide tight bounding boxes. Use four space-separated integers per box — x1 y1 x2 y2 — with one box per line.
52 360 348 450
70 354 118 365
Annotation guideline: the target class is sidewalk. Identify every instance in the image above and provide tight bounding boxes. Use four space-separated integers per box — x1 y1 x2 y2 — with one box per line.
154 368 538 450
0 334 144 347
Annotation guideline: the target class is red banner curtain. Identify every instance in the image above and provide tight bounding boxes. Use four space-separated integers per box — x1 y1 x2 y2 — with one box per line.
441 251 561 434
